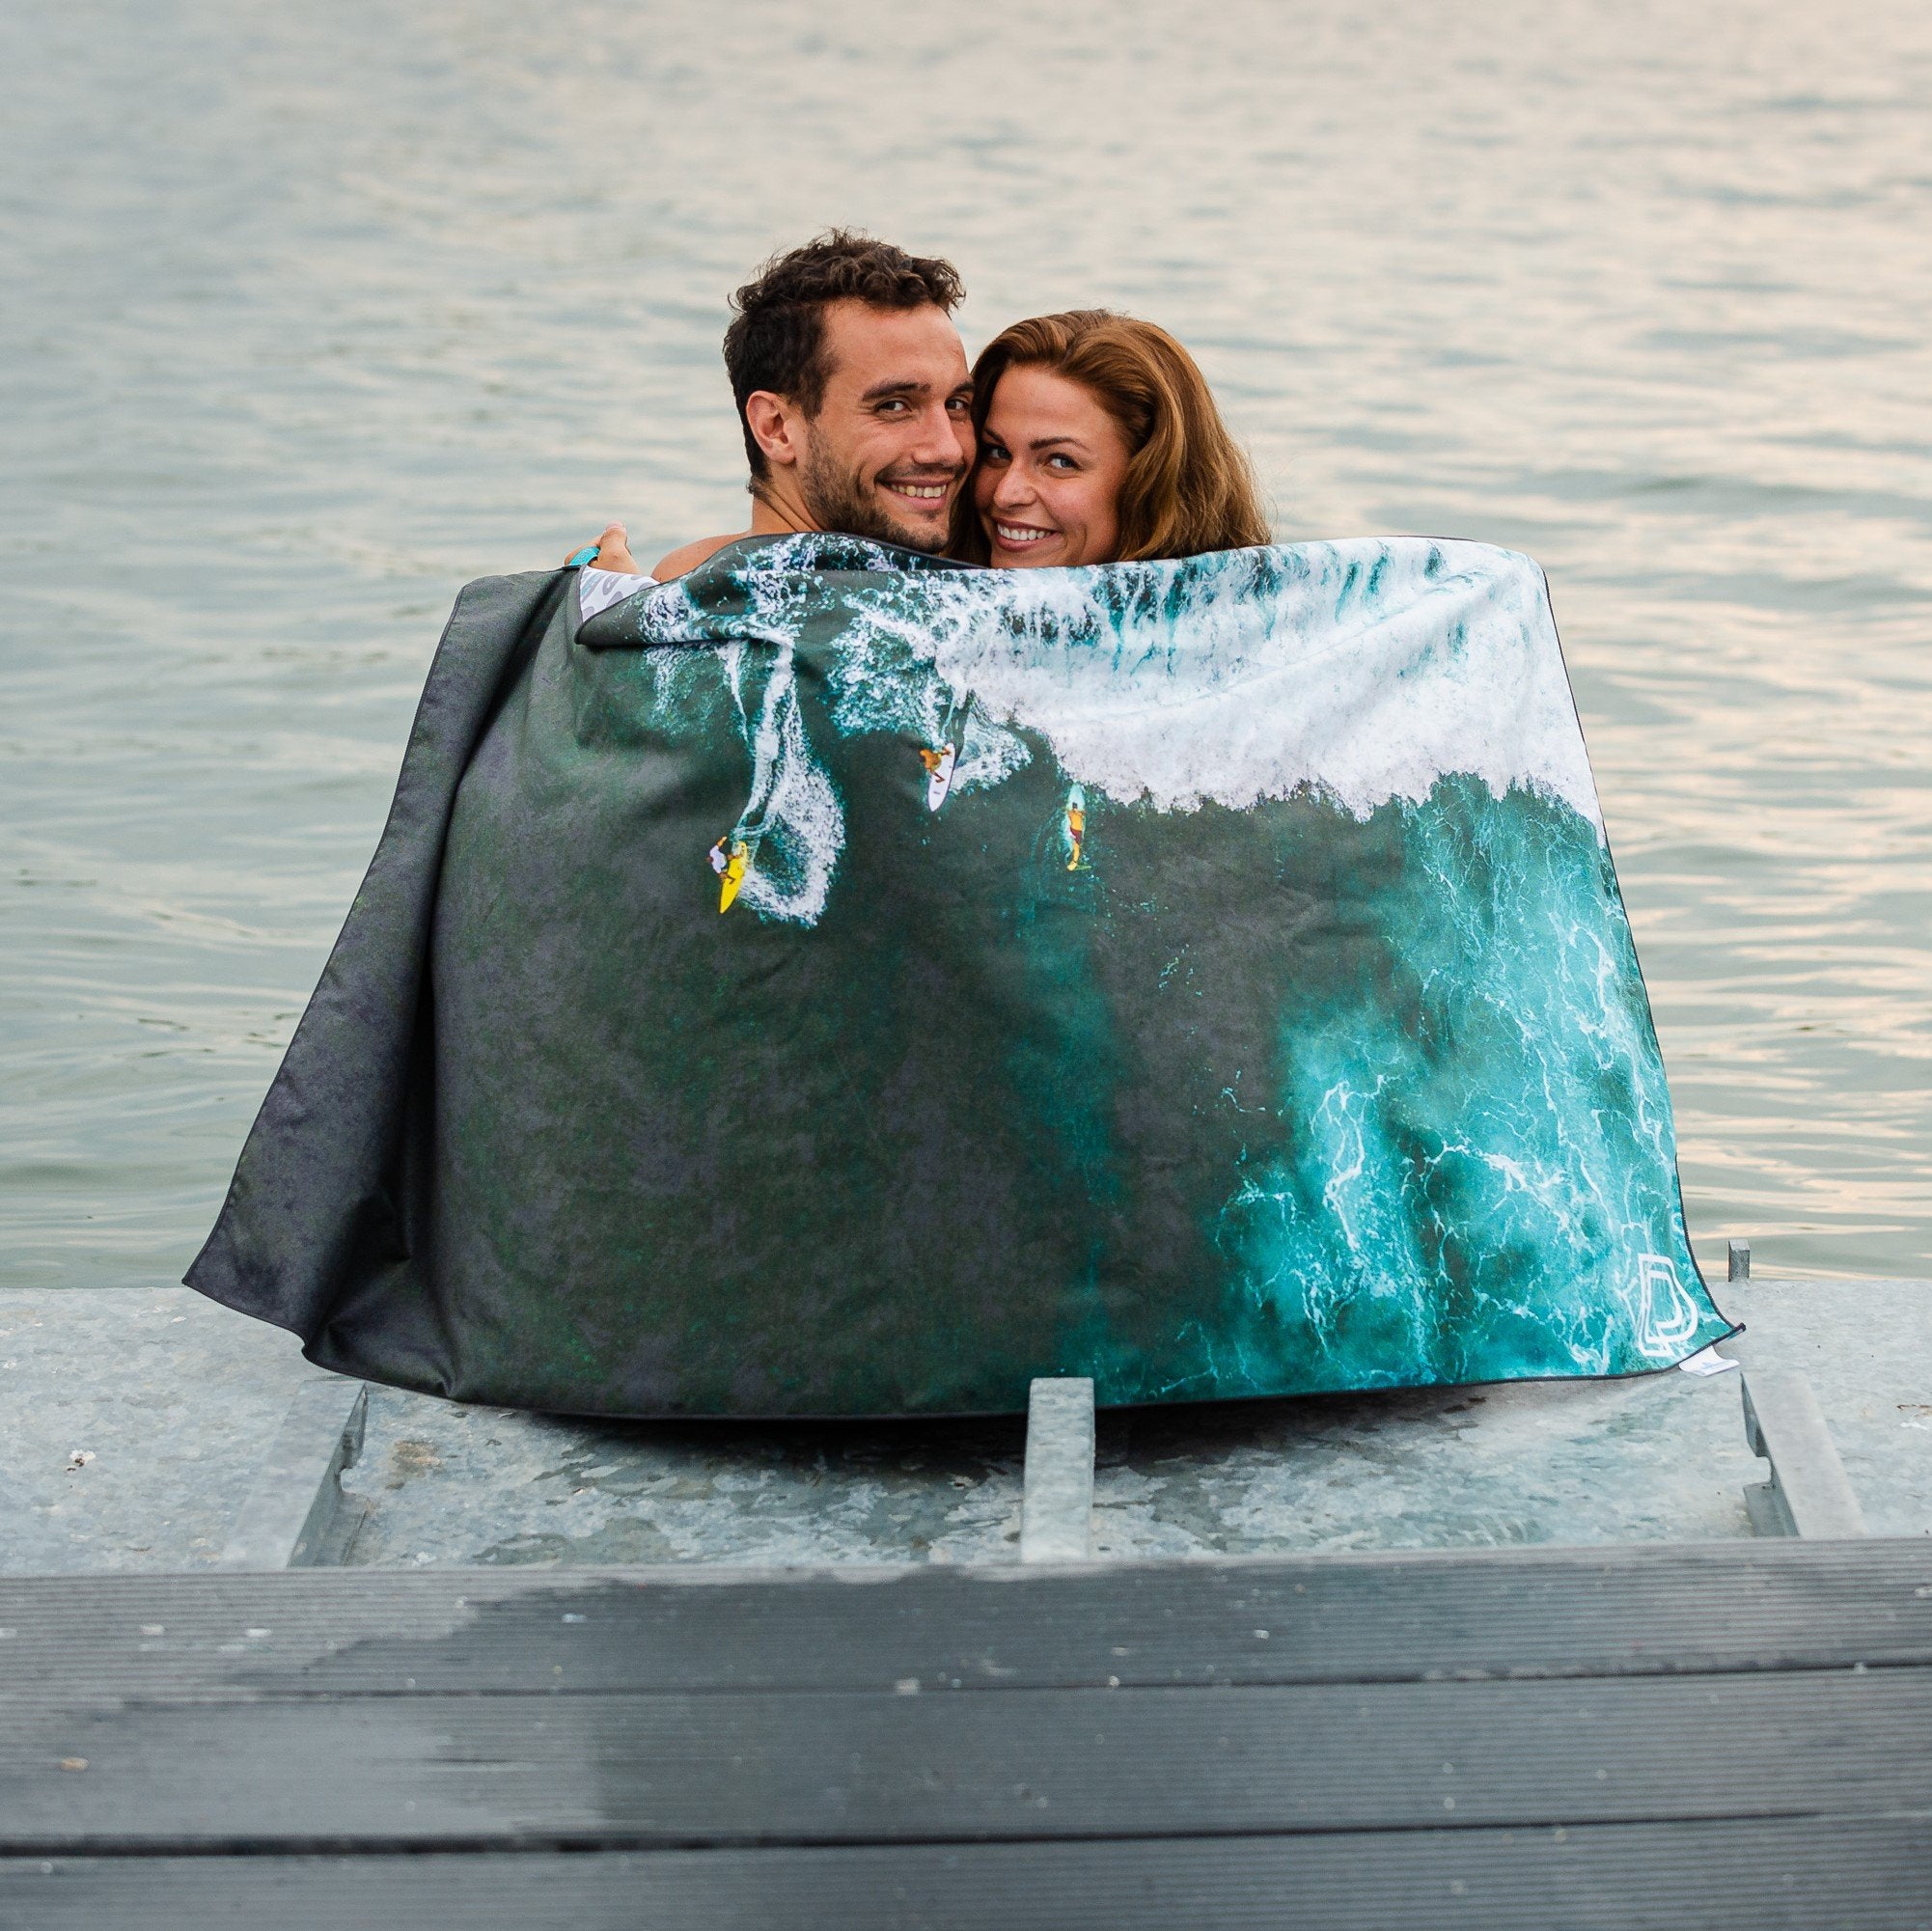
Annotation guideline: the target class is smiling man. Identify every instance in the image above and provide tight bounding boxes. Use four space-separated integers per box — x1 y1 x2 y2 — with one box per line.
583 233 974 584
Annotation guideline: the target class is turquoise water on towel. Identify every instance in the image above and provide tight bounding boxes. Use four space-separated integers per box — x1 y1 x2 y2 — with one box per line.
2 0 1928 1286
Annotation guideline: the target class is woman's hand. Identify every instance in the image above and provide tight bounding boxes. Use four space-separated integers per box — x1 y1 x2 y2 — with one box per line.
566 521 642 574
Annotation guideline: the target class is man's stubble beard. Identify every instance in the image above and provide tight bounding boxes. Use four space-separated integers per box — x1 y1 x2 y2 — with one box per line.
798 435 955 555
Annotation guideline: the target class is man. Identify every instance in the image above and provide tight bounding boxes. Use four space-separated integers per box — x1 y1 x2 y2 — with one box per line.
583 232 974 582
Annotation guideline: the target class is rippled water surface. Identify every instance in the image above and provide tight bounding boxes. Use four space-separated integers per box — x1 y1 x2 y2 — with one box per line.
4 0 1929 1285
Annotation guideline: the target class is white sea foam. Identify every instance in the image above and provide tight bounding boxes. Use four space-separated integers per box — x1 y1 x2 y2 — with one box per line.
720 641 843 925
626 536 1606 926
833 538 1604 834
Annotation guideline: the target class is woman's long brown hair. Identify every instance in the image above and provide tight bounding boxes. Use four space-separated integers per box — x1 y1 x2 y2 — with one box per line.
953 310 1271 565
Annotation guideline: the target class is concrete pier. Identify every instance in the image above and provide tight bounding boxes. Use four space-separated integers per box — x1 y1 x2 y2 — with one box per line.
5 1277 1928 1571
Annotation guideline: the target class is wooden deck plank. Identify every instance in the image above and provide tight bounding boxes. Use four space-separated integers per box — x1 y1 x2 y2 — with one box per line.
5 1669 1928 1851
4 1540 1930 1701
7 1817 1932 1930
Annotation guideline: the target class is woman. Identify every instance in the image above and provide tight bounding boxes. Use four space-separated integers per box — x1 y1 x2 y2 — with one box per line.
954 310 1270 567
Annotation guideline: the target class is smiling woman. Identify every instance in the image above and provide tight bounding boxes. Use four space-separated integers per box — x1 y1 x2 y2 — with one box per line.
956 311 1272 567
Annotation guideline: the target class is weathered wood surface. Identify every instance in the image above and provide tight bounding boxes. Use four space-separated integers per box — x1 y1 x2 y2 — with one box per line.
9 1821 1932 1931
5 1541 1930 1699
12 1668 1932 1848
4 1544 1930 1923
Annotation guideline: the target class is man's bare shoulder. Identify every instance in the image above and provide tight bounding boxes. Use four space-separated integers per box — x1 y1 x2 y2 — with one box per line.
652 534 750 582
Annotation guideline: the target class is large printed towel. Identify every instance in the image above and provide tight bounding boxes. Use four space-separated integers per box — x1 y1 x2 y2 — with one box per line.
187 534 1732 1416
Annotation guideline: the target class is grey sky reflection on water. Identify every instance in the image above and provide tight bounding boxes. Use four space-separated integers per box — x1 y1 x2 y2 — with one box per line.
1 0 1927 1283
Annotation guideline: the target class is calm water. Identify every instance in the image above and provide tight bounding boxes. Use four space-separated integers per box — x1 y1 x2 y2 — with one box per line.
3 0 1928 1287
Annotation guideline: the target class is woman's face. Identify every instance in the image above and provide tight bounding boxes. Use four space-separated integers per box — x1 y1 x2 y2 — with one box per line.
974 366 1131 567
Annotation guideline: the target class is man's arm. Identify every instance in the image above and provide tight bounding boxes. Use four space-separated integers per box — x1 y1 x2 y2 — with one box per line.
565 522 643 575
566 522 748 584
650 534 743 581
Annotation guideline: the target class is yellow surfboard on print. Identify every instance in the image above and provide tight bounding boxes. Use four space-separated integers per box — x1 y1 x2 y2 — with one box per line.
1063 785 1088 871
708 836 750 913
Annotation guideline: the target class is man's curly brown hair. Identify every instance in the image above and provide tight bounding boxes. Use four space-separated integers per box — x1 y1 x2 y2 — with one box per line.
723 231 965 478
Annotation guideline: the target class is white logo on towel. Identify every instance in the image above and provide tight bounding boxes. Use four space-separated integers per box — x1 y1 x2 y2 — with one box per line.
1633 1254 1702 1362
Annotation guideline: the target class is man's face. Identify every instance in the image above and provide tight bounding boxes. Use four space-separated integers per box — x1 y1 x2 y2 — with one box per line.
793 300 975 552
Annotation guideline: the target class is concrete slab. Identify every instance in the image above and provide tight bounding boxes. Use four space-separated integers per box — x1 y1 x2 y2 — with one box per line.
1020 1378 1095 1562
0 1289 315 1572
338 1390 1030 1570
1726 1279 1932 1539
3 1280 1926 1572
0 1290 1033 1573
1108 1277 1930 1552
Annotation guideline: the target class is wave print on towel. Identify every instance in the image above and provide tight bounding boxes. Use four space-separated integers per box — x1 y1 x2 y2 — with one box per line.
538 534 1728 1408
181 534 1731 1419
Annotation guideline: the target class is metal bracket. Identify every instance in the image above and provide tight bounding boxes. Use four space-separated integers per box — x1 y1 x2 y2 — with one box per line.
1741 1367 1866 1538
1019 1377 1095 1562
218 1377 371 1568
